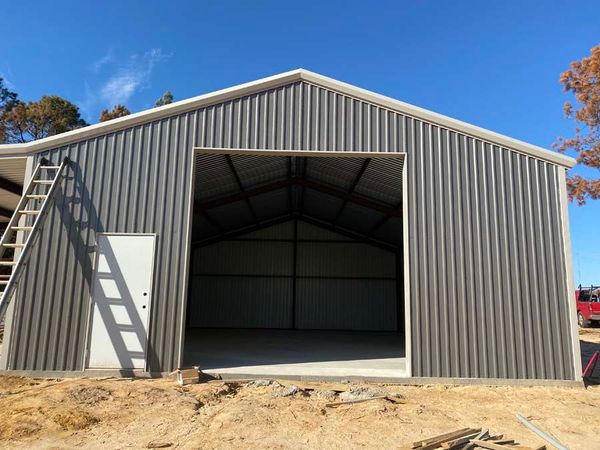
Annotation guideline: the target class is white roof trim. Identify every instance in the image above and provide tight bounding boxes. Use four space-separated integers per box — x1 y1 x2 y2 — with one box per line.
0 68 575 168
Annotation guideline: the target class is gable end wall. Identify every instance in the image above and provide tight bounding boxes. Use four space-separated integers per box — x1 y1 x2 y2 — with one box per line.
5 81 576 380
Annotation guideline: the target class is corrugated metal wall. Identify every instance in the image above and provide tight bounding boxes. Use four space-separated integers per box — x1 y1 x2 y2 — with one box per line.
6 116 196 372
5 80 576 379
295 221 397 330
190 220 397 330
190 222 295 328
406 128 572 380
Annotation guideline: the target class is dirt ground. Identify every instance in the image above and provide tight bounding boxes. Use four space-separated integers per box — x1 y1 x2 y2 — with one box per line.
0 329 599 450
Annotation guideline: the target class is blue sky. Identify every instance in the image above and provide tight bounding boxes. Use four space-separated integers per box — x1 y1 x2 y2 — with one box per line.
2 1 599 284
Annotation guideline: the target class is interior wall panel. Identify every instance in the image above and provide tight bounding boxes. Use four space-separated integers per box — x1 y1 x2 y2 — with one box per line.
189 276 294 329
6 79 576 380
190 239 294 328
295 279 397 330
190 220 397 331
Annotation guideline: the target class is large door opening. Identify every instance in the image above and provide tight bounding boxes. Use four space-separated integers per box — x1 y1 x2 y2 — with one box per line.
183 149 408 379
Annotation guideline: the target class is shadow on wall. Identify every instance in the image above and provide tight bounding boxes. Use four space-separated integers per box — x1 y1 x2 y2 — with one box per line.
10 157 160 373
65 159 161 373
90 240 148 369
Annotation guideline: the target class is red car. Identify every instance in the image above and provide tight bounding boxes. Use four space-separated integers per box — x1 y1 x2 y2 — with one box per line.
576 286 600 327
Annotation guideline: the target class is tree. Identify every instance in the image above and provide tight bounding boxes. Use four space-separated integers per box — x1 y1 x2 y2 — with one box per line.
556 44 600 204
155 90 173 107
4 96 88 143
0 78 19 143
2 95 88 143
99 104 131 122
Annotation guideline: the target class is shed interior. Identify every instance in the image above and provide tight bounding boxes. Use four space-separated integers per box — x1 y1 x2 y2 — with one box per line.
184 151 407 378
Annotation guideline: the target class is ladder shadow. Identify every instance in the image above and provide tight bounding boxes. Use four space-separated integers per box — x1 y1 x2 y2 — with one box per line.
55 158 160 375
88 239 149 371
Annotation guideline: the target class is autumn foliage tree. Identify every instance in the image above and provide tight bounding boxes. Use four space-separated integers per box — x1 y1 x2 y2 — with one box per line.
99 104 131 122
556 44 600 204
2 95 87 143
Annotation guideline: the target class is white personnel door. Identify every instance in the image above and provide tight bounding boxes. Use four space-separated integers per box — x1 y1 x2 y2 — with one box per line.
87 234 155 369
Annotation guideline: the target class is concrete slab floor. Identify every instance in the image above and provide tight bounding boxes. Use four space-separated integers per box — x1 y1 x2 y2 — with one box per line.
183 328 407 378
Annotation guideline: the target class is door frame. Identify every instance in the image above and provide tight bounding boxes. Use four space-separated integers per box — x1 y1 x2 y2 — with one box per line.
84 232 157 371
179 148 411 377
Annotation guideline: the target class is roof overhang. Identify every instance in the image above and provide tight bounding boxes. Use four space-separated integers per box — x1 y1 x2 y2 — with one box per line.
0 157 27 222
0 69 576 168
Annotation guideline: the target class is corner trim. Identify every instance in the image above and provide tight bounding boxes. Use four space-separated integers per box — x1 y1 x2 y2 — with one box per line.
558 168 583 381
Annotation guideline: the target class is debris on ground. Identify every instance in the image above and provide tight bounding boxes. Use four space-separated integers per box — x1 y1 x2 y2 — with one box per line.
67 385 111 405
326 395 405 408
271 384 303 398
325 396 389 407
516 414 567 450
406 427 546 450
338 385 390 401
310 389 338 400
146 442 173 449
245 379 277 388
169 367 201 386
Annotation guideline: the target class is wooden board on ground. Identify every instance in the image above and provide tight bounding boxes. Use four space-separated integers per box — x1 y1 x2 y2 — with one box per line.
440 431 482 449
411 428 478 448
169 367 200 386
470 440 545 450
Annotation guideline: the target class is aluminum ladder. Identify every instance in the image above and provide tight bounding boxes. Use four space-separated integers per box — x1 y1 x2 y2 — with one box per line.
0 157 69 320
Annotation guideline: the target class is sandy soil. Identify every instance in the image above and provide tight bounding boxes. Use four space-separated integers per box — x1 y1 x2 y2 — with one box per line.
0 328 598 450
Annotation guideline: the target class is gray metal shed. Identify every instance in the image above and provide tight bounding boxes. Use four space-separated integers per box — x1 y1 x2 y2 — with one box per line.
0 69 581 383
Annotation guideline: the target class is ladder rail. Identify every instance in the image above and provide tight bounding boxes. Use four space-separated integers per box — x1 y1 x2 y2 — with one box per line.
0 161 45 261
0 157 70 319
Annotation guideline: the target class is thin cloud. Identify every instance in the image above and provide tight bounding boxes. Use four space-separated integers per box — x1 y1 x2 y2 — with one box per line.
100 48 170 105
89 51 114 73
101 74 139 105
78 48 171 122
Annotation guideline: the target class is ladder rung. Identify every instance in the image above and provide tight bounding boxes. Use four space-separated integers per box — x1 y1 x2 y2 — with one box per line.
0 160 65 307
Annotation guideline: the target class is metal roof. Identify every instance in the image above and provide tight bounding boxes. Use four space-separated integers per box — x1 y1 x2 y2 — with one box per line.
192 149 404 251
0 69 575 168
